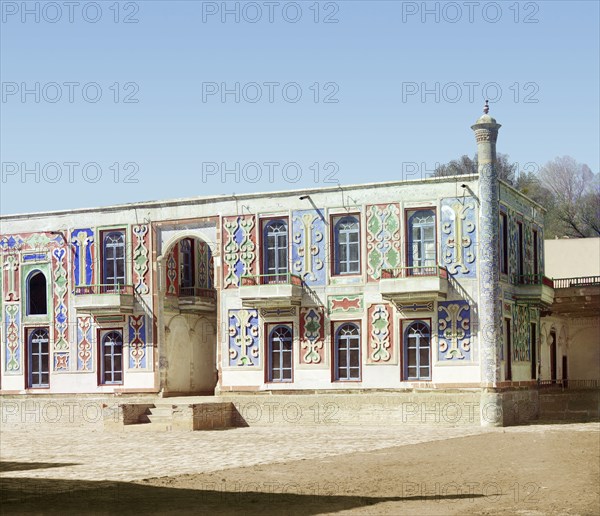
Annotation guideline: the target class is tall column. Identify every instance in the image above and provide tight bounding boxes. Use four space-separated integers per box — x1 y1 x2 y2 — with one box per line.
471 101 503 426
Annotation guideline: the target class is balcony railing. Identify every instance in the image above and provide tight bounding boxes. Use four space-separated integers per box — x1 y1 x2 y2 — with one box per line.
381 265 448 279
539 379 600 390
74 284 133 295
512 274 554 288
179 286 217 299
241 273 303 286
553 276 600 289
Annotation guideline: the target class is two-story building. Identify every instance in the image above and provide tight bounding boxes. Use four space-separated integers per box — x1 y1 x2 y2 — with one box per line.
0 107 554 426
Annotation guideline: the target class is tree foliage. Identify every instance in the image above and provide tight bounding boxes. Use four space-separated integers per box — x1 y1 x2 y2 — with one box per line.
434 153 517 184
434 154 599 238
539 157 599 238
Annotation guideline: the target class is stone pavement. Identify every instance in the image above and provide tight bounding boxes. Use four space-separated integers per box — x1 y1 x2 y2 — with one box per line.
1 422 598 483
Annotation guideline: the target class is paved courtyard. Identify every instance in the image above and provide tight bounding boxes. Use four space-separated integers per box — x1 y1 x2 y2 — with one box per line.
1 422 598 482
0 424 496 482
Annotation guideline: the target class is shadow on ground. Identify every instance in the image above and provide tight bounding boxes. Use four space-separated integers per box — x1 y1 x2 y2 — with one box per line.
0 461 80 473
0 476 485 515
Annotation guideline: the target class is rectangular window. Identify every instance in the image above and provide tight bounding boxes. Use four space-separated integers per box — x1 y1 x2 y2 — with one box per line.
406 209 436 275
517 222 524 281
505 318 512 381
262 219 288 283
102 230 126 288
500 212 508 275
179 238 195 290
332 215 360 275
99 329 123 385
333 322 361 380
403 320 431 380
530 322 537 380
532 229 539 277
267 323 293 382
27 327 50 388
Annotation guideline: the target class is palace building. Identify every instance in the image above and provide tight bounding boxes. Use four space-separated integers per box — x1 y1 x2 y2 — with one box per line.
0 107 562 426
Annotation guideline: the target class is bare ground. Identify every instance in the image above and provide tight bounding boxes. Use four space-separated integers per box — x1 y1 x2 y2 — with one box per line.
1 425 598 515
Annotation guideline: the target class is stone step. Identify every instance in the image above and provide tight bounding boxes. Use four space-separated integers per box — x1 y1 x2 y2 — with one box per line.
147 406 173 418
148 413 175 423
125 423 174 432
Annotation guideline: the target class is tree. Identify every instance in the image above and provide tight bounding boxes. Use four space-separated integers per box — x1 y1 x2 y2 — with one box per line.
514 171 563 237
539 157 600 238
435 153 599 238
434 153 517 184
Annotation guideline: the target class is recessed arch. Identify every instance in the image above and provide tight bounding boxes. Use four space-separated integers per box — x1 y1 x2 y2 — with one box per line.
26 270 47 315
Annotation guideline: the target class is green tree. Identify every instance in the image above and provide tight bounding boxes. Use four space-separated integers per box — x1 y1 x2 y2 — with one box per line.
434 153 517 184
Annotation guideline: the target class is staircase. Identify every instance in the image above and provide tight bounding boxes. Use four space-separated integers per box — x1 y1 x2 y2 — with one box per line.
145 403 177 431
122 401 239 431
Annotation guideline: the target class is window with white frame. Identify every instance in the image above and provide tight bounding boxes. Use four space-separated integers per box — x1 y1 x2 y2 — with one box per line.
334 322 361 380
102 230 126 288
268 324 293 382
263 219 288 283
404 321 431 380
100 330 123 385
407 210 436 274
28 327 49 388
333 215 360 275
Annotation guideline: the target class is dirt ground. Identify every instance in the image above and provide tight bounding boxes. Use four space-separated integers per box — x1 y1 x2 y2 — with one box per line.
1 425 598 515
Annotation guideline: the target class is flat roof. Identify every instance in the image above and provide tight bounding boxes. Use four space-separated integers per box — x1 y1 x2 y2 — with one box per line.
0 172 546 222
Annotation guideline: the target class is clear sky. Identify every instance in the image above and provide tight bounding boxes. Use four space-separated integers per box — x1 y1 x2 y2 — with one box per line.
1 0 598 215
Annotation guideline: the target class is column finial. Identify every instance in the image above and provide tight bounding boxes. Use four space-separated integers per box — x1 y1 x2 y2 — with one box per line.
483 100 489 114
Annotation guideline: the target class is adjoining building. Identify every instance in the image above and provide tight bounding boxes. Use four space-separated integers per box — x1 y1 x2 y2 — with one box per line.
0 107 559 426
540 238 600 386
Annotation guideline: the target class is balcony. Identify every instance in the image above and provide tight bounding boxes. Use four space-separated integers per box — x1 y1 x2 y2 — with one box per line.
74 284 134 314
177 286 217 314
550 276 599 316
379 266 449 303
512 274 555 307
239 273 303 307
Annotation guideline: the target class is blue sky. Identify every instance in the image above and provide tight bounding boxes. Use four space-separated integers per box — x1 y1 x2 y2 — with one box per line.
1 0 598 214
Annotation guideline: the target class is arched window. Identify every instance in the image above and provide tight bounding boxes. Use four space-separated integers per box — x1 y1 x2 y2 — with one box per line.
335 323 361 380
404 321 430 380
408 210 436 274
268 325 293 382
28 327 49 388
263 220 288 283
334 216 360 275
179 238 195 292
101 331 123 385
27 270 47 315
103 231 126 287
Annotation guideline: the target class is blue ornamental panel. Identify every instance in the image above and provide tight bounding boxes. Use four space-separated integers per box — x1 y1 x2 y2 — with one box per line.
438 300 471 360
228 309 260 367
441 197 477 278
292 209 326 286
71 228 95 286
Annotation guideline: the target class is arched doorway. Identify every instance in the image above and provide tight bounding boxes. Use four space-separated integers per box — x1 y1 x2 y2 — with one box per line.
161 236 217 395
550 330 557 383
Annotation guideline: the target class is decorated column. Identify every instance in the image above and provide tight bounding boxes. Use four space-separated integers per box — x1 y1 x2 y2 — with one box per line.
472 101 503 426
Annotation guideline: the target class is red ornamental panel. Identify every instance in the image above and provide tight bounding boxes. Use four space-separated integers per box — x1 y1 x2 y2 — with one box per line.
166 243 179 296
331 297 361 312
